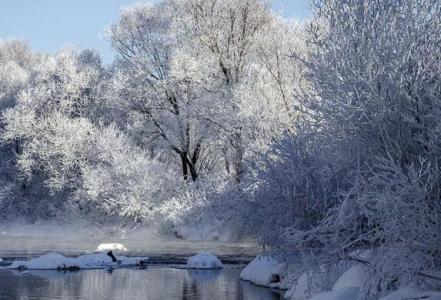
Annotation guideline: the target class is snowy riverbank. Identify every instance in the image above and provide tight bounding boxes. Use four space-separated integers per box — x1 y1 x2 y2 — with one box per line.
240 253 441 300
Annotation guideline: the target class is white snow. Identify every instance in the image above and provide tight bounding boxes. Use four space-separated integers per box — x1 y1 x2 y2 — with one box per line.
0 257 3 263
285 263 367 300
240 254 286 287
285 262 441 300
96 243 127 251
284 262 353 300
332 264 368 291
379 283 441 300
186 253 223 269
6 253 148 270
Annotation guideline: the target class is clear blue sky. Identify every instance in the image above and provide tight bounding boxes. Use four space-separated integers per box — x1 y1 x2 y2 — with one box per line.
0 0 311 63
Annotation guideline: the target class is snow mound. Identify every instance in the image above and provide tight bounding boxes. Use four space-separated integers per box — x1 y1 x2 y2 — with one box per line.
380 283 441 300
310 287 360 300
186 253 223 269
6 253 148 270
332 264 368 291
284 262 353 300
96 243 127 251
286 263 366 300
240 254 286 287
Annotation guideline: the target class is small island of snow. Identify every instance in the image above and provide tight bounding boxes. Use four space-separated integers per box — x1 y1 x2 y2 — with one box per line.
6 253 147 270
240 254 286 288
186 253 223 269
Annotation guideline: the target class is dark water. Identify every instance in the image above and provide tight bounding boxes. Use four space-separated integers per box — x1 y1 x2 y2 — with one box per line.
0 267 282 300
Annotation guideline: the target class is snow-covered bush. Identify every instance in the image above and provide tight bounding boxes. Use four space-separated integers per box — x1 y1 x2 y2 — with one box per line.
156 176 250 240
248 126 351 248
272 0 441 297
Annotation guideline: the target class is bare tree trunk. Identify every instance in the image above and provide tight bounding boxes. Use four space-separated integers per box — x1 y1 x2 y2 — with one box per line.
180 152 199 181
188 162 198 181
181 152 189 180
230 131 244 183
233 151 244 182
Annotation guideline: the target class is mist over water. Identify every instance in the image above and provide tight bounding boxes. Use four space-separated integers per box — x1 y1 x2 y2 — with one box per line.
0 223 260 260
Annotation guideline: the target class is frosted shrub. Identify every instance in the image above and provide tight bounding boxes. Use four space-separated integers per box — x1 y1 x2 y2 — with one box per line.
249 127 350 246
356 158 441 294
157 177 248 240
276 0 441 297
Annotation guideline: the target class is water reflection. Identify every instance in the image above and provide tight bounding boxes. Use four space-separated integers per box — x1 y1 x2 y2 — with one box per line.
187 269 222 282
9 269 79 279
0 267 281 300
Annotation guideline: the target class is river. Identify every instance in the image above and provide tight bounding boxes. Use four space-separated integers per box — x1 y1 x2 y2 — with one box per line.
0 227 281 299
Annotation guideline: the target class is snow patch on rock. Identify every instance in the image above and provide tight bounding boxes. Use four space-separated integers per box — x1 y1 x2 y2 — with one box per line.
240 254 286 288
6 253 148 270
332 264 368 291
186 253 223 269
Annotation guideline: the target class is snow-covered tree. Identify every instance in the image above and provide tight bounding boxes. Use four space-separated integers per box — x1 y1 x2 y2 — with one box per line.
1 49 104 217
0 40 44 220
1 47 181 223
235 18 308 155
0 40 40 109
175 0 274 181
108 0 297 182
108 2 215 181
